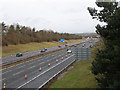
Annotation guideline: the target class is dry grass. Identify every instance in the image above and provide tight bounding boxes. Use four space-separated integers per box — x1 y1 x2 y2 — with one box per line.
2 39 82 57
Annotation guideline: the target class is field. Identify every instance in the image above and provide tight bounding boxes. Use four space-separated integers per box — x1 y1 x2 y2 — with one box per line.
50 42 99 88
2 39 82 57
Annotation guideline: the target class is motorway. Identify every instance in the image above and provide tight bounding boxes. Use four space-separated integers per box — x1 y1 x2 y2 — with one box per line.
1 38 98 89
2 42 79 65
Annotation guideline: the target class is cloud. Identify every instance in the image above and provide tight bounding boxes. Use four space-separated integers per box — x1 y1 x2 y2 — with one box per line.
0 0 98 33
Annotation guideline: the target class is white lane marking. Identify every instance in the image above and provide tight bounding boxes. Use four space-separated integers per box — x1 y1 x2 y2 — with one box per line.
28 61 35 65
2 70 12 74
1 54 50 71
2 55 59 75
2 62 46 82
2 46 75 76
0 78 6 81
38 58 75 89
16 55 74 89
2 58 37 71
39 62 44 65
13 71 23 76
3 57 56 82
1 43 74 71
29 66 36 69
17 65 26 69
2 51 63 72
2 56 50 74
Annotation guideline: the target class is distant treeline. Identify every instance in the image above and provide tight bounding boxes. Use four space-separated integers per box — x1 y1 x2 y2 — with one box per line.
76 33 98 38
1 22 81 46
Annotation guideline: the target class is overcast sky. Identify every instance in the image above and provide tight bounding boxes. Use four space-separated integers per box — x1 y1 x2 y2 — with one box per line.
0 0 100 33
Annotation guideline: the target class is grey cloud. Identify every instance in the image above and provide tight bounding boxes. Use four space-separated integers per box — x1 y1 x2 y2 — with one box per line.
0 0 98 33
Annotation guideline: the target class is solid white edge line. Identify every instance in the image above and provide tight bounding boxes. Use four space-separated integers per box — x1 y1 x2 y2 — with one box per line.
16 54 74 89
37 58 75 89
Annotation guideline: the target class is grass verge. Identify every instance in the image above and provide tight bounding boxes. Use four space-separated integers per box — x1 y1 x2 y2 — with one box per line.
2 39 82 57
50 60 98 88
49 41 100 88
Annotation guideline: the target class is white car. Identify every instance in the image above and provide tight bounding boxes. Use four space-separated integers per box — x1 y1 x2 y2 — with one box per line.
67 50 72 53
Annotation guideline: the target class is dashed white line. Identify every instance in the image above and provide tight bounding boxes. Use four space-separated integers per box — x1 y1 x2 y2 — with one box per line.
39 62 44 65
38 58 75 89
2 57 48 74
29 66 35 69
2 70 12 74
47 60 49 61
2 78 6 81
16 55 74 89
17 65 26 69
13 71 23 76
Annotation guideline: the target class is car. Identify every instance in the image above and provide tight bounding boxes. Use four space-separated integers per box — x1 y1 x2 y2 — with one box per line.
67 48 70 51
67 50 72 53
65 44 68 47
41 48 47 52
44 48 47 51
40 49 45 52
82 43 85 47
16 53 23 57
58 45 62 47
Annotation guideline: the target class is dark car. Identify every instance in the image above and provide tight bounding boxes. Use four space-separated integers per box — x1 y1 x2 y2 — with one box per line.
82 43 85 47
65 44 68 47
41 48 47 53
16 53 23 57
44 48 47 51
67 48 70 51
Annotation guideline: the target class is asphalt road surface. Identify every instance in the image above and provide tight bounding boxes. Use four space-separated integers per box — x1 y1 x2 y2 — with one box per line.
2 42 79 65
1 38 99 89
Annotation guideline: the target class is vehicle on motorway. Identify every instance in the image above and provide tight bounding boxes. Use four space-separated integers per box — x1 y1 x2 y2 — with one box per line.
44 48 47 51
40 48 47 52
40 49 45 52
67 49 72 53
65 44 68 47
16 53 23 57
67 48 70 51
82 43 85 47
48 63 50 66
58 45 62 47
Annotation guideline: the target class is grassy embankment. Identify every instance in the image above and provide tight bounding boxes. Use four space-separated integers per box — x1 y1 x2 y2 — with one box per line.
50 39 103 88
2 39 82 57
